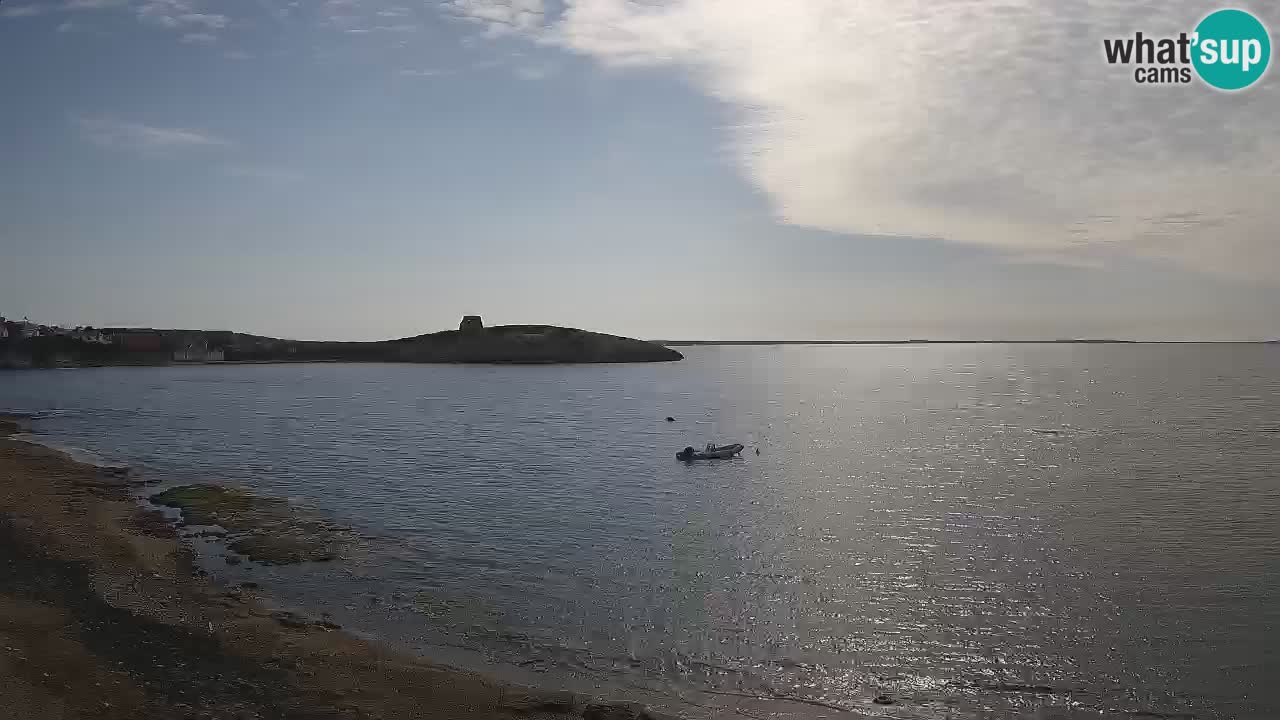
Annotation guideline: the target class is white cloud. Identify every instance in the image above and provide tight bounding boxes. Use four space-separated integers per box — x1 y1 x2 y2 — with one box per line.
55 18 110 34
76 115 231 151
64 0 127 8
1 4 49 17
448 0 1280 281
312 0 433 35
399 68 453 77
181 12 227 28
3 0 227 39
445 0 545 37
2 0 123 21
224 165 305 183
515 63 556 80
181 31 216 43
319 0 367 29
346 23 416 33
137 0 228 31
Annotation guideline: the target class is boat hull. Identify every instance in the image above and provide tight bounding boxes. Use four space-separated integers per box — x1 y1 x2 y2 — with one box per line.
677 443 745 460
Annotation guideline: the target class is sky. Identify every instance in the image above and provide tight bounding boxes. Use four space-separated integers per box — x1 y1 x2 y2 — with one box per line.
1 0 1277 341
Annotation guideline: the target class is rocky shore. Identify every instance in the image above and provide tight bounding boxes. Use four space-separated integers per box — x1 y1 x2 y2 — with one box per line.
0 416 713 720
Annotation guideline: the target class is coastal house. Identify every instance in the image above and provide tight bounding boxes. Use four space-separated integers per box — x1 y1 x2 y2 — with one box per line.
173 338 224 363
72 328 110 344
44 325 78 339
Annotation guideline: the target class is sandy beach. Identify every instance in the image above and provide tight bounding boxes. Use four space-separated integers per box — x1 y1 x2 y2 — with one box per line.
0 415 700 720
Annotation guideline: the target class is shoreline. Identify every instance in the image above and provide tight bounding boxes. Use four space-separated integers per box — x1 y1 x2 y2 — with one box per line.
0 416 843 720
0 415 663 719
0 358 682 370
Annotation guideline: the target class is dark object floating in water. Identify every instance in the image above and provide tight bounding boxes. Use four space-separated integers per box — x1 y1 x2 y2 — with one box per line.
665 417 675 422
872 695 895 705
755 447 760 455
676 443 745 461
1031 428 1062 435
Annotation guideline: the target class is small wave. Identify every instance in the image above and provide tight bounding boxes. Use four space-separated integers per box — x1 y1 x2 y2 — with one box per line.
7 434 130 473
973 680 1075 696
4 409 69 421
1030 428 1064 436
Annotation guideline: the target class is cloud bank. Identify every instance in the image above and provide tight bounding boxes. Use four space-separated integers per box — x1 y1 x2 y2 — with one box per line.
10 0 1276 279
451 0 1280 279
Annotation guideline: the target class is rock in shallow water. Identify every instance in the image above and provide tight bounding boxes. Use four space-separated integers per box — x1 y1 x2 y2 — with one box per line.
228 534 336 565
150 484 347 565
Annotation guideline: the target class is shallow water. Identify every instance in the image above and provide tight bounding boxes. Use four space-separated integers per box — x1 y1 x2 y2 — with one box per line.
3 344 1278 718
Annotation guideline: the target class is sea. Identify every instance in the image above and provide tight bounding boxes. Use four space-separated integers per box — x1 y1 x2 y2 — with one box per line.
2 344 1277 719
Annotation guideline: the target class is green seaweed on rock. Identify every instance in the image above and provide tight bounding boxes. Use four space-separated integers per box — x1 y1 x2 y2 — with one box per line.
151 484 346 565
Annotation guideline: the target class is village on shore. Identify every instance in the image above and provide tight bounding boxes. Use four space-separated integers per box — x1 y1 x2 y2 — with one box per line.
2 316 230 363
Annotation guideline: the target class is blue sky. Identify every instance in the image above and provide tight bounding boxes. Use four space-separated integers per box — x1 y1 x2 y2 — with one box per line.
1 0 1277 341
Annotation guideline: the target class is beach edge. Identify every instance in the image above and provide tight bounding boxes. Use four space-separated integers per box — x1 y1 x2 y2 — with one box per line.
0 415 679 720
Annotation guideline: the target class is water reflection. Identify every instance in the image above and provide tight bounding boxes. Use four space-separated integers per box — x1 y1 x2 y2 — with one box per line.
1 344 1276 719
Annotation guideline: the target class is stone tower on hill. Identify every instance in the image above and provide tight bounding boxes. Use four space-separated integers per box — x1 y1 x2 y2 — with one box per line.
459 315 483 333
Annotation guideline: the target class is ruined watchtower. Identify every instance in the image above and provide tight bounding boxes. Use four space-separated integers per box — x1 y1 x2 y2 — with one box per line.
459 315 484 333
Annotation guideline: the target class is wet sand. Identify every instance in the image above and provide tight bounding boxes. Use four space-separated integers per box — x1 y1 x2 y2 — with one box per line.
0 416 851 720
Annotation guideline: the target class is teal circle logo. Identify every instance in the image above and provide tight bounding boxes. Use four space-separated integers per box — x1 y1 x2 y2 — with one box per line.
1192 9 1271 90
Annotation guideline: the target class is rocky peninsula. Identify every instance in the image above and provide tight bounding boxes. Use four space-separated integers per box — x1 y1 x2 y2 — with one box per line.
257 321 684 365
0 316 683 368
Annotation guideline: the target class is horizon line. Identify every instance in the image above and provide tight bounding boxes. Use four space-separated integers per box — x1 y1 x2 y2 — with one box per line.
652 339 1280 345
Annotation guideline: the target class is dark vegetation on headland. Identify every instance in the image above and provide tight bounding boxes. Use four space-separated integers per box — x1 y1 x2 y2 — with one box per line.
0 317 683 368
299 324 683 364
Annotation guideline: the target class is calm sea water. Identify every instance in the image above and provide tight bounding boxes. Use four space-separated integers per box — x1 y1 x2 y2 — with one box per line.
3 345 1278 719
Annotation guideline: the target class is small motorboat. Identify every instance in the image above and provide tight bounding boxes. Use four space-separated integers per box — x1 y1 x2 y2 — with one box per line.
676 443 745 461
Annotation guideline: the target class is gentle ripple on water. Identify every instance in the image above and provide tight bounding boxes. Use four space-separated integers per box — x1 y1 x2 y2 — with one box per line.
2 344 1278 719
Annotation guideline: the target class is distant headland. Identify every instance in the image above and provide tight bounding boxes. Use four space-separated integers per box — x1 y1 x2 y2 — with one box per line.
0 315 683 368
